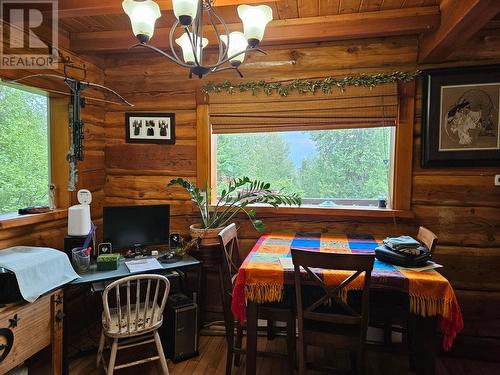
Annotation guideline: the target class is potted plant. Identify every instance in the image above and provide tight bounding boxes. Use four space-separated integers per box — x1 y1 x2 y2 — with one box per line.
168 177 302 247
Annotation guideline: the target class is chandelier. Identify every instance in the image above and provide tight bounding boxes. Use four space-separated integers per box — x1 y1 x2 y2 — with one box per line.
122 0 273 78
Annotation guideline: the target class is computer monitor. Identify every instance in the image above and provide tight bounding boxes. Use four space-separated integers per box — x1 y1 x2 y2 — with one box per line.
103 204 170 250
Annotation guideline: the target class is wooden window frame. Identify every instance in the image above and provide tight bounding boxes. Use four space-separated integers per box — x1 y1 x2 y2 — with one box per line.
0 92 71 229
196 81 415 219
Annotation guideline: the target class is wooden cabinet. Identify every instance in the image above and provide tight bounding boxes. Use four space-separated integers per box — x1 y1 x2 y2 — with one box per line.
0 289 63 375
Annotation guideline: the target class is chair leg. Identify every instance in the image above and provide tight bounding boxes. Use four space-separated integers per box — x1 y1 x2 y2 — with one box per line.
383 316 393 345
154 331 170 375
225 316 235 375
357 347 365 375
96 330 105 368
408 317 416 371
267 319 275 340
234 323 243 367
297 338 306 375
225 338 234 375
286 315 296 375
107 338 118 375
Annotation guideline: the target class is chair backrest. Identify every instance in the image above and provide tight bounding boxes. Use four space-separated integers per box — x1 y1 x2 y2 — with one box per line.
217 224 243 330
417 226 438 253
218 223 242 283
291 249 374 332
102 274 170 335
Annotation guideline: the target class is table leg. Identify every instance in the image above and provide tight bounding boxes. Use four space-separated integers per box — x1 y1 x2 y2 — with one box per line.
196 264 203 329
51 290 64 375
246 300 258 375
61 288 69 375
414 316 437 375
198 266 206 327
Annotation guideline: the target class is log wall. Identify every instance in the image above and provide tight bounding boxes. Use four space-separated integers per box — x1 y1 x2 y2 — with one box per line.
102 33 500 357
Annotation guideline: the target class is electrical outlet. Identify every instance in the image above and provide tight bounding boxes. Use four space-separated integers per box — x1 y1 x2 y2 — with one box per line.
495 175 500 186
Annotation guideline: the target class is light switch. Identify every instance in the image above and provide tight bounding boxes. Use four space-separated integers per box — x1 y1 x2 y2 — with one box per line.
495 175 500 186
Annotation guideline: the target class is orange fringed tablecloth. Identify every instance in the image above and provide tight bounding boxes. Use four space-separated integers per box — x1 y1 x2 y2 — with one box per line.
232 232 463 351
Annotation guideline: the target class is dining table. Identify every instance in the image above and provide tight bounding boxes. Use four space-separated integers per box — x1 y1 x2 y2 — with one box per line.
231 232 463 375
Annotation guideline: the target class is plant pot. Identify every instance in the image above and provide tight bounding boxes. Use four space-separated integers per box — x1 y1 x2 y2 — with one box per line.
189 223 224 247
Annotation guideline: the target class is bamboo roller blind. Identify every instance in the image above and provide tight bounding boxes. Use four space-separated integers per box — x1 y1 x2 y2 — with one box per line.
210 83 398 134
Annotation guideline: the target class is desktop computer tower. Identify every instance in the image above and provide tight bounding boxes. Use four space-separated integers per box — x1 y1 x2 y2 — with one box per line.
161 293 199 362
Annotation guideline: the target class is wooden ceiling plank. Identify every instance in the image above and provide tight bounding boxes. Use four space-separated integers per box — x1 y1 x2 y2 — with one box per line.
70 6 439 53
339 0 362 14
319 0 341 15
297 0 319 17
276 0 300 18
380 0 405 10
404 0 425 7
418 0 500 63
359 0 384 12
58 0 276 19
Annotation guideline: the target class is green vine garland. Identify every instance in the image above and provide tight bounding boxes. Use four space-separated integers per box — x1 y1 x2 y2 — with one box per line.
202 71 420 97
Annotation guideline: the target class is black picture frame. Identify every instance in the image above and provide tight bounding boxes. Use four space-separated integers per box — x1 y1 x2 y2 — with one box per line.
125 112 176 144
422 64 500 167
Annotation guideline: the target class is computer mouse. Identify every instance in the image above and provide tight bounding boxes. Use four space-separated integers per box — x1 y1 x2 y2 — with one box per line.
158 251 181 264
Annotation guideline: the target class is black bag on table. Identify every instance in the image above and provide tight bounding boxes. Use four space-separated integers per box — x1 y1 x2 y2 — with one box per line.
375 245 431 268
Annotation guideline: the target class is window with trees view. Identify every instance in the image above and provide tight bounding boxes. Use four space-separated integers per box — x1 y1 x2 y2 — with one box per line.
0 83 49 215
215 127 393 207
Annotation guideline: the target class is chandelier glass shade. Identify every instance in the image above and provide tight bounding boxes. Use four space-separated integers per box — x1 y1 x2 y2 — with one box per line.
122 0 272 78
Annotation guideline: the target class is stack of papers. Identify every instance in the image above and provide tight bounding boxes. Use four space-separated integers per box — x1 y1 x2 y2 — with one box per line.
279 257 294 270
398 261 443 272
125 258 163 273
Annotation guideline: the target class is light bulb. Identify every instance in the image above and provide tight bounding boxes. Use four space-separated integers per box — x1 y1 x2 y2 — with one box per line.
172 0 199 26
175 32 208 65
221 32 248 66
237 5 272 48
122 0 161 44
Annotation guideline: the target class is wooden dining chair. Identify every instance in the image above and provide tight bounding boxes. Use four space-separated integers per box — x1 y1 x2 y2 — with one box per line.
379 226 439 343
97 274 171 375
218 224 296 375
291 248 374 375
417 226 438 253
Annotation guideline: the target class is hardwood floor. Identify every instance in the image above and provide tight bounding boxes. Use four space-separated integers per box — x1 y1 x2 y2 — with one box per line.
65 334 500 375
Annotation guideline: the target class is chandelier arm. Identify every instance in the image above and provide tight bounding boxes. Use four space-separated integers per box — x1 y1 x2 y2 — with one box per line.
212 66 244 78
131 43 193 68
251 47 268 56
207 47 265 69
184 25 202 67
169 19 185 64
207 4 229 64
197 0 204 65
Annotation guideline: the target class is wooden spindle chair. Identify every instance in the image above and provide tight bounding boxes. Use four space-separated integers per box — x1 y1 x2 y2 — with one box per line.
291 249 374 375
218 223 296 375
97 274 171 375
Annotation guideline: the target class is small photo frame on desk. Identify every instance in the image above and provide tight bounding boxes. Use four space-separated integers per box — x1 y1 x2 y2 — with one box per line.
125 112 176 144
98 242 112 256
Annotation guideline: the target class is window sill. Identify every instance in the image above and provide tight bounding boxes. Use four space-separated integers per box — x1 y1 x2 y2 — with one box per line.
236 205 415 219
0 209 67 230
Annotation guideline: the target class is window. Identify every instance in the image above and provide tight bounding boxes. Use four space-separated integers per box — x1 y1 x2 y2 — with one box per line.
215 127 393 208
199 81 415 214
0 83 50 215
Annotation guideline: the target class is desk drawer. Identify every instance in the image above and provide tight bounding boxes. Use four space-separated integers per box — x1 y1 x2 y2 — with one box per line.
0 292 55 374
